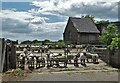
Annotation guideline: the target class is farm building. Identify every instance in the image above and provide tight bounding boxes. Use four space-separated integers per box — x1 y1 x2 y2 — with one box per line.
96 21 120 35
63 17 100 45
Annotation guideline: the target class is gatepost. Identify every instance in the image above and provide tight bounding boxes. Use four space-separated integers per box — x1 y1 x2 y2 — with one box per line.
117 2 120 82
0 39 2 83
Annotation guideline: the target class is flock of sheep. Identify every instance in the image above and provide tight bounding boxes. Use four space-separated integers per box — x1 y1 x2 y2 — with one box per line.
17 47 99 70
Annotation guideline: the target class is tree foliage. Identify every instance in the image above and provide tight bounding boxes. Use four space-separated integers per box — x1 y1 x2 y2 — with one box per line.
32 40 39 44
99 23 120 49
81 15 95 21
56 40 65 46
96 20 109 24
109 37 120 49
20 39 65 46
21 40 31 44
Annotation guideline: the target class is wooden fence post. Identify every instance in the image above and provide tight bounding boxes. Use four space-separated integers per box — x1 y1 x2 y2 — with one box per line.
10 43 16 69
0 39 2 72
1 38 6 72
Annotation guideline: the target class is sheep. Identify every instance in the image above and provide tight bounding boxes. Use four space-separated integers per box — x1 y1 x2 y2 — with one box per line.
86 52 99 63
17 53 26 69
36 56 45 68
46 53 67 67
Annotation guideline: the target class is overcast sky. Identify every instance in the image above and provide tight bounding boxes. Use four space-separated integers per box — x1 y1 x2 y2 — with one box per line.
1 0 120 42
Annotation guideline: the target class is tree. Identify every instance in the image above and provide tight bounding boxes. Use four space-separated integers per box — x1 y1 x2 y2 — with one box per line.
81 15 95 21
21 40 31 44
109 35 120 49
58 40 63 42
32 40 38 44
57 40 65 46
96 20 109 24
42 39 50 45
99 23 120 65
99 23 119 49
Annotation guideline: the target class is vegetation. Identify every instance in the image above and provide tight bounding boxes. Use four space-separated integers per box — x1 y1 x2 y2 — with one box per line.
21 40 32 44
96 20 109 24
99 23 120 50
81 15 95 21
11 68 25 77
109 37 120 49
20 39 65 46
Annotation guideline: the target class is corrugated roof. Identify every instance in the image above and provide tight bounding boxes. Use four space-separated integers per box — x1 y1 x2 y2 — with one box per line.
70 17 100 33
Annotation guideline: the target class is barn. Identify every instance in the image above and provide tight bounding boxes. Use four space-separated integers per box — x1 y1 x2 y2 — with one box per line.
96 21 120 35
63 17 100 45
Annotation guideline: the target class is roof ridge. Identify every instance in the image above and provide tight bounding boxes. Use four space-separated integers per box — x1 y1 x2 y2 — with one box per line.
69 17 81 19
69 17 100 33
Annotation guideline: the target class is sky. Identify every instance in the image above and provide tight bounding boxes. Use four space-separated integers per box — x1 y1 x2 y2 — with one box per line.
1 0 120 42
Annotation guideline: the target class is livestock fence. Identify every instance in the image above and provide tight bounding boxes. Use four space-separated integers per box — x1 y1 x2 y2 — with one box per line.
1 40 119 72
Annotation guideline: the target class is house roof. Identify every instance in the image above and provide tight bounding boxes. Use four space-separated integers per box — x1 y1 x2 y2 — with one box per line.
70 17 100 33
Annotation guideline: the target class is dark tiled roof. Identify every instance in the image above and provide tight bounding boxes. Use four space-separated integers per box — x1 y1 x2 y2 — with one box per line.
70 17 100 33
96 21 120 32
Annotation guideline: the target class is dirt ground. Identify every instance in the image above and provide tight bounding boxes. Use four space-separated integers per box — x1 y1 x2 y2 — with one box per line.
2 49 120 82
2 59 119 81
23 71 119 81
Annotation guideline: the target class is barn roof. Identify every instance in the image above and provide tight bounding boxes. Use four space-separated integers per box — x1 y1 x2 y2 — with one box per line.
70 17 100 33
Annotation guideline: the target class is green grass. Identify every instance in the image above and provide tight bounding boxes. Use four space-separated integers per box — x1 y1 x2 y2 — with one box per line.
11 68 25 77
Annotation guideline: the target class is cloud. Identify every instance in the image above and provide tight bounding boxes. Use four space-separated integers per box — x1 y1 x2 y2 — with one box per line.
2 0 119 42
31 0 119 21
2 18 32 33
30 17 46 24
1 9 66 42
1 10 34 22
1 10 37 33
2 0 49 2
2 0 34 2
28 21 67 41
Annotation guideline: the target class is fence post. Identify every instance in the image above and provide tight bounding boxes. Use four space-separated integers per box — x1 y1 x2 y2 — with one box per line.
10 43 16 69
0 39 2 72
1 39 6 72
